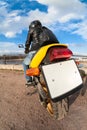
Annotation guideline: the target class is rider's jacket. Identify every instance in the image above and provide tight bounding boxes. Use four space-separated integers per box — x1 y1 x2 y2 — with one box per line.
25 26 59 51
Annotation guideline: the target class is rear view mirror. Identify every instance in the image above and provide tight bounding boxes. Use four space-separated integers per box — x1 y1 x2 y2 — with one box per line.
18 44 24 48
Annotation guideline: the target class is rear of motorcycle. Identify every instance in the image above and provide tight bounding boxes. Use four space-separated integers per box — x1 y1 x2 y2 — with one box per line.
26 45 83 120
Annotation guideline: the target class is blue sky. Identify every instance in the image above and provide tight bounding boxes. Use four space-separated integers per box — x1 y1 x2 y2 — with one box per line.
0 0 87 55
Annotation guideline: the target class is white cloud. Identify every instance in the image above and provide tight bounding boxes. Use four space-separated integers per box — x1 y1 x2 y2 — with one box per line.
34 0 87 41
0 0 87 39
68 42 87 55
0 42 24 55
72 21 87 40
37 0 87 22
0 1 29 37
5 32 15 37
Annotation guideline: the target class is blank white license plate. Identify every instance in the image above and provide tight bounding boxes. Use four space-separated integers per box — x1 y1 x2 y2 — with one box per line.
42 60 83 101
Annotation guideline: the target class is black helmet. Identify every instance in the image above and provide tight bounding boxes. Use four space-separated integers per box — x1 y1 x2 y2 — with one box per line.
29 20 42 29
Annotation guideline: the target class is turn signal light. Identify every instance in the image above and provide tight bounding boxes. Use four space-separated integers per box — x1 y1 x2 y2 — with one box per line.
26 68 40 76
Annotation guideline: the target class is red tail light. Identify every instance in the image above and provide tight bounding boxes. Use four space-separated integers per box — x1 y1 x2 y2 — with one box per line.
49 47 73 61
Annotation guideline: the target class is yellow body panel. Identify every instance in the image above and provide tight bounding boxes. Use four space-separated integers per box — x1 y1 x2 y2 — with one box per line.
30 43 67 68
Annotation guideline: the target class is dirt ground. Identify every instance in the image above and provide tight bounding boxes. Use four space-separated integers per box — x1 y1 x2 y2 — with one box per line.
0 69 87 130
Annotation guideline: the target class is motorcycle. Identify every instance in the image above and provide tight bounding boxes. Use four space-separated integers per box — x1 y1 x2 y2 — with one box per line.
19 43 83 120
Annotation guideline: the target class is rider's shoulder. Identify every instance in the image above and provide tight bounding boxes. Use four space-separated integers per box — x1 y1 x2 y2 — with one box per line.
42 26 48 29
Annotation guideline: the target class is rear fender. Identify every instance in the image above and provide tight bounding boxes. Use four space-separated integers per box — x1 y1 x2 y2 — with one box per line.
30 43 67 68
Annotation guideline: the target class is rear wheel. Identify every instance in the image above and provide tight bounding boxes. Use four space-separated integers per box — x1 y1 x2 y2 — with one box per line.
38 83 69 120
39 74 69 120
39 90 69 120
46 97 69 120
78 69 87 96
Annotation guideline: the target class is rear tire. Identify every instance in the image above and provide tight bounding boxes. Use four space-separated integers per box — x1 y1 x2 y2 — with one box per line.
38 84 69 120
80 75 87 96
39 73 69 120
46 97 69 120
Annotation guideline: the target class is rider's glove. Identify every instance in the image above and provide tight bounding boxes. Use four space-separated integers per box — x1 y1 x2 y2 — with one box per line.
25 48 29 54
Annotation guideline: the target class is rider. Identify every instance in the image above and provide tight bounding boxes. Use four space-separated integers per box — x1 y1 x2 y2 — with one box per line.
23 20 59 85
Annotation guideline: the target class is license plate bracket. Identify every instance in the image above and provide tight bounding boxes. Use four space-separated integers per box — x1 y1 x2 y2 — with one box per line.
42 60 83 102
